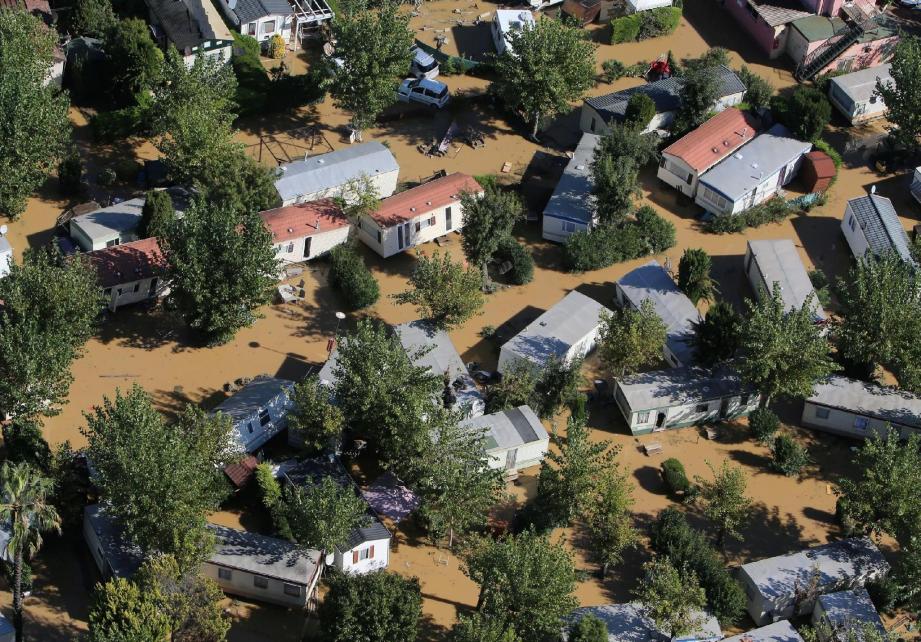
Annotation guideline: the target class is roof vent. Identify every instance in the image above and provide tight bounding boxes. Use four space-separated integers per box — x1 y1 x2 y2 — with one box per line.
287 227 294 233
870 185 877 195
317 159 325 164
751 162 759 169
711 147 719 154
723 139 731 147
410 207 416 212
426 201 432 206
734 153 743 160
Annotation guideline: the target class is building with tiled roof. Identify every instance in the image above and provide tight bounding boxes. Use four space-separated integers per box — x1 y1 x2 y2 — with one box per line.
841 190 914 265
657 108 760 198
357 173 482 258
144 0 234 65
259 199 351 264
85 238 168 312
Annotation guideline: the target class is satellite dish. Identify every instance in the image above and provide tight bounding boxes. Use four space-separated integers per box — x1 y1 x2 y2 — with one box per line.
0 225 7 236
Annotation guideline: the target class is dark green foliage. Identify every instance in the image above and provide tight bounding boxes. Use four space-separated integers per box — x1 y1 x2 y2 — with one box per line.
49 441 91 530
232 35 328 116
677 248 714 305
674 65 720 133
197 148 279 214
58 154 84 196
738 66 773 109
486 356 581 419
394 251 484 330
460 186 523 278
103 18 164 106
570 614 609 642
288 375 343 453
690 300 742 367
88 576 171 642
329 245 380 310
493 236 534 285
705 197 795 233
69 0 117 38
874 36 921 151
280 477 370 553
89 104 148 142
748 407 779 444
1 561 32 596
598 300 667 378
610 15 640 43
451 613 522 642
140 189 175 239
661 458 691 495
601 59 627 82
319 571 422 642
486 361 537 414
770 434 809 477
254 463 292 539
611 6 681 42
808 269 831 307
635 206 676 252
771 86 831 142
562 207 675 272
592 125 658 226
650 508 747 624
2 419 51 471
625 93 657 129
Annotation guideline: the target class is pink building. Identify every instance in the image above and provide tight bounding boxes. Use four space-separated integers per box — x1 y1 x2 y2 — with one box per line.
723 0 812 59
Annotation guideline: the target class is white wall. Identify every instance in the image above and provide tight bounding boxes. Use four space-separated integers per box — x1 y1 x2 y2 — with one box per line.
840 205 870 259
358 197 468 258
657 155 699 197
273 228 351 265
83 517 110 578
487 440 549 472
282 169 399 208
202 561 311 608
241 14 293 42
714 91 745 112
542 216 590 243
229 389 294 453
71 223 139 252
697 155 802 216
0 249 11 278
332 538 390 574
104 276 169 312
800 401 920 440
616 389 759 435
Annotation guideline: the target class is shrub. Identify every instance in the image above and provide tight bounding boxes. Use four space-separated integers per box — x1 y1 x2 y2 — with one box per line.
494 236 534 285
748 407 779 444
329 244 380 310
812 138 843 169
705 197 794 234
611 15 641 43
570 613 608 642
267 34 286 59
635 206 675 252
808 269 831 307
771 434 809 477
90 106 146 142
737 66 773 109
97 167 117 187
661 458 691 495
602 59 626 82
562 208 675 272
625 62 648 77
770 86 831 142
638 6 682 40
58 154 83 196
625 93 657 129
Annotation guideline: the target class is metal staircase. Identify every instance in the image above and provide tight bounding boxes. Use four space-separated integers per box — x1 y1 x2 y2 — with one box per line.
794 3 880 82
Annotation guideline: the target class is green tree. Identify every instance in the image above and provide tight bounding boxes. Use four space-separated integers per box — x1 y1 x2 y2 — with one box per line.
333 319 440 465
2 419 51 472
738 283 836 407
772 86 831 142
591 125 657 226
451 613 522 642
319 570 422 642
163 200 277 345
876 36 921 151
137 554 230 642
81 386 236 568
410 407 505 547
88 576 171 642
533 355 583 419
598 300 667 378
584 464 638 576
748 407 779 444
634 557 707 638
460 186 523 281
689 300 741 368
327 0 413 134
493 17 596 140
770 433 810 477
280 477 369 554
49 440 90 530
485 361 538 414
0 10 71 219
0 246 101 422
70 0 117 37
102 18 163 105
677 248 715 305
196 144 278 213
0 462 61 642
569 614 609 642
738 66 773 109
674 65 720 133
625 92 657 129
694 461 751 547
287 374 343 453
329 244 380 310
462 530 578 641
393 251 484 330
140 189 175 239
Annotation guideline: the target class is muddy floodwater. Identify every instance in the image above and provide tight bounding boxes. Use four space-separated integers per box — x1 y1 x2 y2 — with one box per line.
1 1 917 638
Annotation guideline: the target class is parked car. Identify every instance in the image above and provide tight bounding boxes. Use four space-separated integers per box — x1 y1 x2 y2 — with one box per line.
898 0 920 7
396 78 450 108
410 44 439 79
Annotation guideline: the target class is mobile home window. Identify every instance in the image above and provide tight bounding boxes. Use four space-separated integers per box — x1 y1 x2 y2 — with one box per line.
103 288 112 297
815 407 830 419
695 403 709 413
562 222 576 233
253 576 269 589
636 411 650 424
740 394 750 406
259 409 271 427
377 231 382 243
854 417 869 430
359 547 372 560
659 157 667 168
133 283 140 293
848 214 856 231
287 242 294 253
218 568 232 580
283 583 301 597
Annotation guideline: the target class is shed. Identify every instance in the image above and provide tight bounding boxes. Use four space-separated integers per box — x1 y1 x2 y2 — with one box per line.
812 589 886 642
561 0 601 25
800 151 836 194
828 63 892 125
274 142 400 207
738 537 890 626
722 621 805 642
460 405 549 472
563 603 722 642
497 290 610 373
614 367 759 435
213 376 295 454
841 192 914 264
542 133 600 243
615 260 700 367
801 375 921 440
744 239 826 323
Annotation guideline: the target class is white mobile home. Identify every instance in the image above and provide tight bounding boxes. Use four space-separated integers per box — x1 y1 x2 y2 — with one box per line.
542 133 600 243
722 621 805 642
218 0 295 44
358 173 482 258
145 0 235 65
213 376 295 454
812 589 886 642
801 375 921 440
696 124 811 217
614 367 759 435
841 192 914 264
615 260 700 368
69 187 190 251
87 238 169 312
394 320 485 417
492 10 535 55
827 64 891 125
657 108 759 198
745 239 826 323
563 603 722 642
274 142 400 207
460 405 549 473
0 236 11 278
738 538 890 626
83 504 144 580
497 290 610 374
260 199 351 265
912 167 921 206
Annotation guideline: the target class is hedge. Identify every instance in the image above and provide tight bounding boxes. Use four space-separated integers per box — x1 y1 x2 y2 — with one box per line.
611 15 641 43
563 206 676 272
611 6 682 44
494 236 534 285
704 197 793 234
329 245 379 310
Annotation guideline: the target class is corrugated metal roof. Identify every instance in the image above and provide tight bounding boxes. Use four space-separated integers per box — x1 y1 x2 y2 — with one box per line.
259 199 349 242
543 133 600 225
274 143 399 203
460 405 548 452
846 193 913 263
829 64 892 105
616 260 700 366
807 375 921 428
208 524 321 584
661 108 759 173
747 239 826 321
722 621 804 642
616 367 746 410
367 173 481 228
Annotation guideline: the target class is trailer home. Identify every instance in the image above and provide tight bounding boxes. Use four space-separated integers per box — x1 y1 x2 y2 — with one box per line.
801 375 921 440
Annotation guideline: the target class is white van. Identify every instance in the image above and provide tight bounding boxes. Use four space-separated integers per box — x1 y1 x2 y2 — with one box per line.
396 78 450 108
410 44 439 79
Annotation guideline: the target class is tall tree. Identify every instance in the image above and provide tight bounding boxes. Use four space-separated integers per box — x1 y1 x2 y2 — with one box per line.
139 189 175 239
326 0 413 135
462 530 578 641
319 570 422 642
772 86 831 142
333 319 440 465
197 148 279 213
591 124 657 226
584 464 638 576
0 462 61 642
738 283 836 407
597 301 667 378
485 361 539 414
88 576 171 642
694 461 751 548
287 374 344 453
280 477 369 555
690 300 742 368
532 355 583 419
674 65 720 133
0 10 71 219
738 66 773 109
876 36 921 151
0 246 101 422
634 557 707 639
677 248 715 305
451 613 522 642
393 251 484 330
70 0 116 38
102 18 163 105
162 200 277 345
460 186 523 281
81 386 236 568
625 93 657 129
493 17 596 140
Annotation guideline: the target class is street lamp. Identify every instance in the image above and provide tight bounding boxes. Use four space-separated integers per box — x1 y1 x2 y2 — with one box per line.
328 311 346 354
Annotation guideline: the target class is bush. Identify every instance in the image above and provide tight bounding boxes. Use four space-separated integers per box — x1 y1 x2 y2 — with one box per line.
771 434 809 477
570 614 609 642
638 6 682 40
748 407 779 444
737 66 773 109
58 154 83 196
625 62 648 77
625 93 657 129
808 269 831 307
635 206 675 252
562 208 675 272
705 197 794 234
611 15 641 43
661 458 691 495
770 86 831 142
602 59 626 82
329 245 380 310
267 34 286 59
90 105 146 142
97 167 117 187
866 576 900 614
494 236 534 285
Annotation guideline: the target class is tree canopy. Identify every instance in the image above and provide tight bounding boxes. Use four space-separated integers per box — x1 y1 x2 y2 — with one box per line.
103 18 163 105
460 186 523 280
319 570 422 642
674 65 720 133
690 300 742 368
738 66 773 109
598 301 667 378
140 189 175 239
876 36 921 151
70 0 117 38
634 557 707 638
695 461 751 547
393 251 484 330
280 476 369 554
677 248 715 305
287 374 343 453
591 125 658 226
584 461 638 576
88 576 171 642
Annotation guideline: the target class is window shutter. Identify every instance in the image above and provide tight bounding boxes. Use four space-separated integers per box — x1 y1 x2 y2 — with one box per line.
352 550 358 564
369 545 375 558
